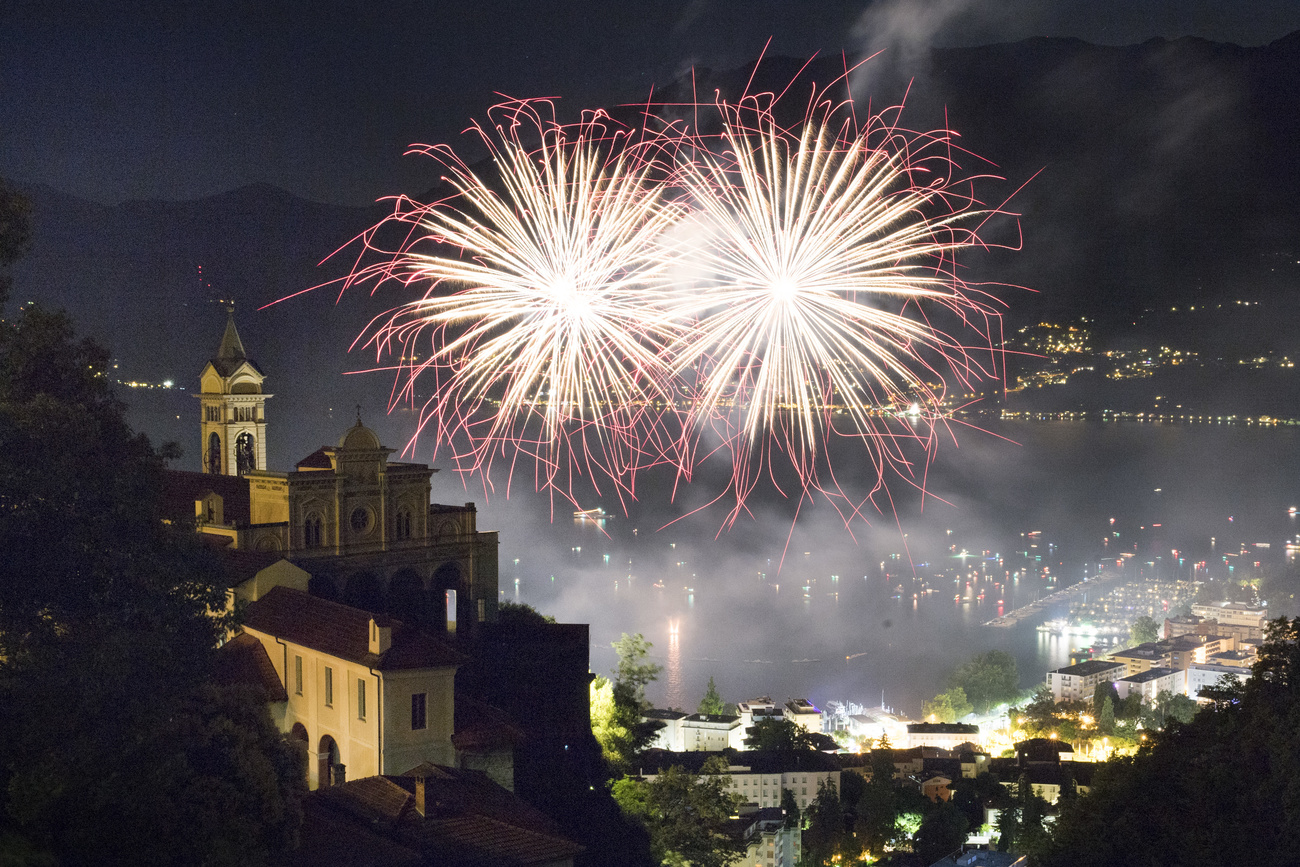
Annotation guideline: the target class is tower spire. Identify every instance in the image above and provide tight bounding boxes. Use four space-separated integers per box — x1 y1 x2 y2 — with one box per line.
198 307 270 476
216 304 247 361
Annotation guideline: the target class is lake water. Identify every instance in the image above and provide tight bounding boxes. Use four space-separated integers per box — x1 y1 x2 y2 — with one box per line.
483 420 1300 716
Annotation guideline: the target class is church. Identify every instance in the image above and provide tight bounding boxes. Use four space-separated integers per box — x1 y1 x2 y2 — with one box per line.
164 315 599 856
165 311 498 636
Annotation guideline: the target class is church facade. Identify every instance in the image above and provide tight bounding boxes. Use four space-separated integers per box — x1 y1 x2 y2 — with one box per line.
168 315 498 634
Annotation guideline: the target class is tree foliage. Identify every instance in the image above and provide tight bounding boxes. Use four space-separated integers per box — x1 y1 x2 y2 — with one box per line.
1129 615 1161 645
1046 618 1300 866
612 757 745 867
614 633 663 707
0 306 303 863
1092 680 1120 721
802 778 847 866
698 676 725 715
496 600 556 625
915 800 969 864
743 717 816 752
923 686 974 722
593 634 662 771
948 650 1021 714
852 749 899 858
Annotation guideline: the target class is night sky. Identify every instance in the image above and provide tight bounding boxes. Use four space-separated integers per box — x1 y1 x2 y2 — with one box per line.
5 1 1300 207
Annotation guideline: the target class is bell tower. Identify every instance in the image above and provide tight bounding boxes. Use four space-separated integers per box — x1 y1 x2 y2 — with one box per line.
197 308 271 476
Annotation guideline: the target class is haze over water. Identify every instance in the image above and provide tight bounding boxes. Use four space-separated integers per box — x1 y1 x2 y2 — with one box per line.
487 421 1300 716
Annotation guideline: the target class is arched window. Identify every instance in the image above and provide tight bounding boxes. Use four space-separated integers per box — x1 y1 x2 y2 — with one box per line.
395 509 413 540
207 432 221 474
304 514 324 548
319 735 343 788
235 431 255 476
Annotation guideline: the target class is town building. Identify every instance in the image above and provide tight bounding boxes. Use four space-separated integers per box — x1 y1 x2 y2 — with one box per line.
735 807 801 867
783 699 823 734
638 750 840 812
1187 662 1251 700
1106 644 1166 677
228 579 464 788
644 709 689 752
1113 667 1186 703
843 707 911 746
1046 659 1126 702
192 314 601 830
986 739 1093 806
1189 601 1269 641
168 314 499 637
682 712 745 751
906 723 981 751
737 696 783 732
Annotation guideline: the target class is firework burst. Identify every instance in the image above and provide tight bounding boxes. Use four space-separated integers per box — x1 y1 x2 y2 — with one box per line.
347 101 686 502
334 70 1019 525
659 91 1008 520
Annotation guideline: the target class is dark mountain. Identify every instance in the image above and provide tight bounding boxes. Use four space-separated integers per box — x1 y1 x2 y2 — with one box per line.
10 34 1300 459
641 33 1300 326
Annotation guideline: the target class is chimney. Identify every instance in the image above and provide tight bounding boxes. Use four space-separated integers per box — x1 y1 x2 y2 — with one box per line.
414 775 426 818
369 617 392 655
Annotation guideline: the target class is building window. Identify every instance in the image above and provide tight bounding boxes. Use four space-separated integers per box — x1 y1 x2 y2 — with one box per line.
412 692 427 730
294 656 303 695
305 515 323 548
358 680 366 720
351 507 371 534
325 667 333 707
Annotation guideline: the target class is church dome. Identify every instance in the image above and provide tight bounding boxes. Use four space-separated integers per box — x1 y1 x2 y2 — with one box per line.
338 419 381 451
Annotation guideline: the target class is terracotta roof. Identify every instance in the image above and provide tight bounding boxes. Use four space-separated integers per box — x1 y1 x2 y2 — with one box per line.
161 469 252 525
423 813 581 866
320 768 583 866
213 633 288 701
241 586 466 671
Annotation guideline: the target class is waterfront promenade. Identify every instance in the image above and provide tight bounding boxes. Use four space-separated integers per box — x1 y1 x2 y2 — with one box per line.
984 570 1129 629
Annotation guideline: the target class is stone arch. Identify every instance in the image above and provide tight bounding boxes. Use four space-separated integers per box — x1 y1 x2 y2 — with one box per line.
319 734 342 788
289 723 309 784
387 569 429 627
235 430 255 476
308 574 340 602
432 562 465 633
344 571 383 613
207 431 221 474
254 534 282 553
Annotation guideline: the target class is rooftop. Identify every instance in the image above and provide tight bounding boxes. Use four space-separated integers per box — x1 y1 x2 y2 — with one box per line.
311 766 582 866
161 469 252 526
242 586 466 671
213 633 288 701
1052 659 1126 677
908 723 980 734
684 713 739 725
1118 666 1179 684
644 709 689 721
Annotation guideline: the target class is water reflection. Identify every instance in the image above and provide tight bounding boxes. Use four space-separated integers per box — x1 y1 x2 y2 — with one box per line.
665 620 684 710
